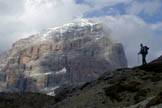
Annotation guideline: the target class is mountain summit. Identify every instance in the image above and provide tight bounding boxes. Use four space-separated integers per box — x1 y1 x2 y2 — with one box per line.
0 19 127 94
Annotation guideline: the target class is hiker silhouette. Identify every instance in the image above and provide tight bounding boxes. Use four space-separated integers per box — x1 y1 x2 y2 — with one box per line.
138 43 149 65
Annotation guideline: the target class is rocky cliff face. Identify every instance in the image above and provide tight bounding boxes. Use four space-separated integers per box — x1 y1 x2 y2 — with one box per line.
0 19 127 94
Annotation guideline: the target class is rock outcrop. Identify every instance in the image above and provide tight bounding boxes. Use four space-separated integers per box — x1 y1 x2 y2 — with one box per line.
52 61 162 108
0 19 127 94
151 55 162 64
0 59 162 108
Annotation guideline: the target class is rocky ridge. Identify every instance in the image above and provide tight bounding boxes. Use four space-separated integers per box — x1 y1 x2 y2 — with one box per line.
0 58 161 108
52 61 162 108
151 55 162 64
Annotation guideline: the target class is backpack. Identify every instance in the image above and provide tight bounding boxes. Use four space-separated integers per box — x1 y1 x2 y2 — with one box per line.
142 46 149 54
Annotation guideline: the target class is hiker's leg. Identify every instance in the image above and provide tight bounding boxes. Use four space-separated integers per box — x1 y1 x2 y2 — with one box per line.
142 55 145 65
143 54 147 65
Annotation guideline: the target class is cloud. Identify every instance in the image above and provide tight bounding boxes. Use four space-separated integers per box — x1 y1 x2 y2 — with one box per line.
93 15 162 66
127 0 162 16
19 0 89 30
0 0 89 51
0 0 25 16
84 0 132 10
0 0 162 67
0 18 34 51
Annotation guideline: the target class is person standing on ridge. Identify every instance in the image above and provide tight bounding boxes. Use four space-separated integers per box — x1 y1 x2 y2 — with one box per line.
138 43 149 65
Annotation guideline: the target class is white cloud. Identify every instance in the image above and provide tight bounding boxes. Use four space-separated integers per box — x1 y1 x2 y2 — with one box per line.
127 0 161 16
0 0 89 51
93 15 162 66
0 0 25 16
19 0 90 30
85 0 131 8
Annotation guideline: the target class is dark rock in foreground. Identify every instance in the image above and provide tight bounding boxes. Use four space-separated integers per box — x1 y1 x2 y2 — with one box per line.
0 92 56 108
0 60 162 108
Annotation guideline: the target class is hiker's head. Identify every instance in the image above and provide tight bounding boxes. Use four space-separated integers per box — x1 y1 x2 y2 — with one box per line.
140 43 143 47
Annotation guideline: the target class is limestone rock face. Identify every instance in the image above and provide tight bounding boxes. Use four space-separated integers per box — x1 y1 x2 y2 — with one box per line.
0 19 127 94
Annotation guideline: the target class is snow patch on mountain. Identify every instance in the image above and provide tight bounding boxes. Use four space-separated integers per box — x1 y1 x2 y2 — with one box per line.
38 19 104 41
55 67 67 75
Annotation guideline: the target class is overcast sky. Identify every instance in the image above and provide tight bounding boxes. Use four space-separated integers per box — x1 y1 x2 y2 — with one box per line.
0 0 162 66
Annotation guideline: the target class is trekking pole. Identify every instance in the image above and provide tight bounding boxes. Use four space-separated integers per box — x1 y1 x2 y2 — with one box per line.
137 54 140 65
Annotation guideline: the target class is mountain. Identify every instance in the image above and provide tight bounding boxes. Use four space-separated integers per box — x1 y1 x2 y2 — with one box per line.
0 58 161 108
0 19 127 94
